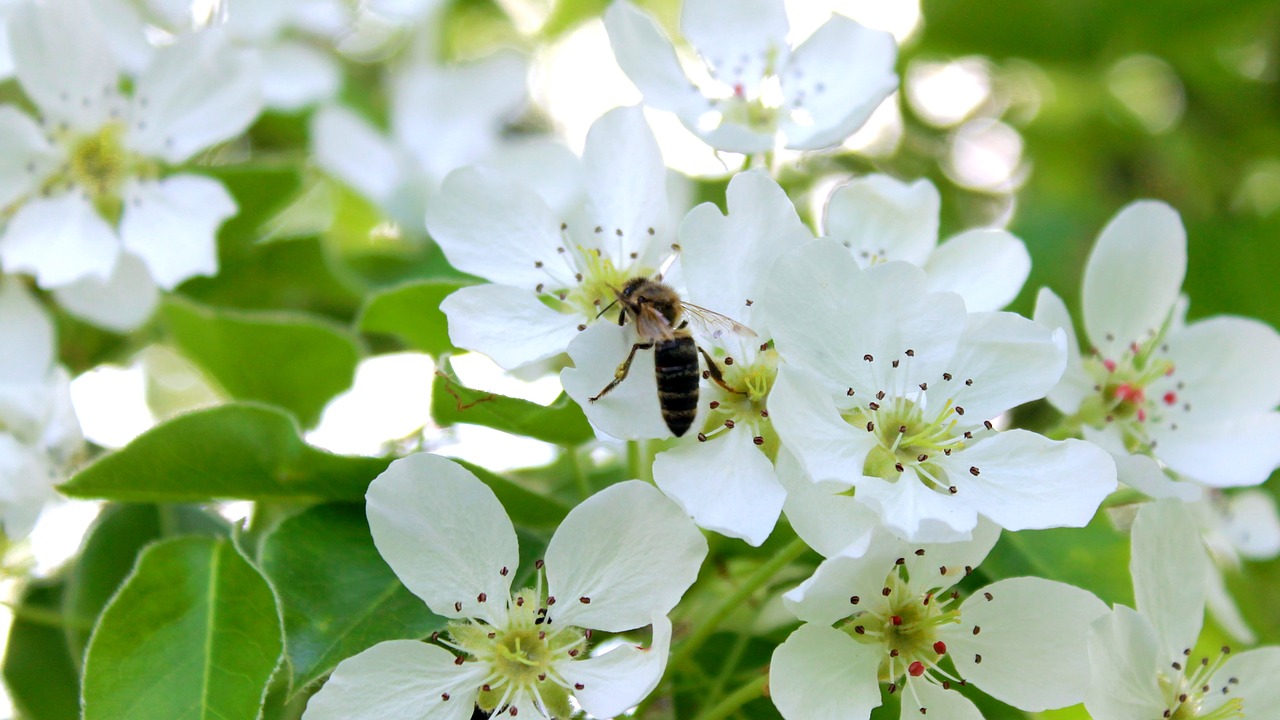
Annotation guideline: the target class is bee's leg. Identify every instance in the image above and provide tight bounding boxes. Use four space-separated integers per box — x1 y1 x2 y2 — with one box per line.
589 342 654 402
699 347 747 395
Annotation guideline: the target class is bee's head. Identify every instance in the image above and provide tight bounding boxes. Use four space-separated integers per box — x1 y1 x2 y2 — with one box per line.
619 276 650 299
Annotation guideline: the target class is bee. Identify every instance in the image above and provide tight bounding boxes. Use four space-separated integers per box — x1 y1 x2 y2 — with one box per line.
589 276 754 437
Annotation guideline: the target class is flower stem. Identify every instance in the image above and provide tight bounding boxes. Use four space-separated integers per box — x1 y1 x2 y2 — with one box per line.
1 601 94 631
626 439 652 483
694 674 768 720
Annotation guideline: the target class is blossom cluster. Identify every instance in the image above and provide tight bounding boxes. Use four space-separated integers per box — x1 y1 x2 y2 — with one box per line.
1 0 1278 719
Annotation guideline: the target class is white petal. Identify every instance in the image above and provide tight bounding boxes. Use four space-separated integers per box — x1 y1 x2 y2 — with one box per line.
580 106 669 267
1032 287 1092 414
127 31 262 163
119 176 234 289
442 284 581 370
1163 315 1280 421
945 578 1108 711
0 193 119 287
782 545 899 626
9 0 118 131
544 480 707 632
302 640 486 720
900 517 1002 585
0 435 57 539
1131 499 1208 656
392 52 528 183
365 453 518 624
311 105 404 207
0 107 58 208
52 252 159 332
769 624 881 720
476 139 585 220
1113 452 1200 501
779 17 898 151
768 365 877 484
935 430 1116 532
0 279 53 383
901 680 983 720
925 229 1031 312
680 170 810 339
1082 201 1186 357
1151 412 1280 489
695 121 776 155
563 613 670 719
1084 606 1166 720
681 0 789 94
221 0 292 40
1222 489 1280 559
823 174 939 266
603 1 705 118
1202 647 1280 716
653 427 784 546
942 310 1066 422
426 167 568 288
777 448 877 559
560 322 671 440
259 41 341 111
854 473 977 543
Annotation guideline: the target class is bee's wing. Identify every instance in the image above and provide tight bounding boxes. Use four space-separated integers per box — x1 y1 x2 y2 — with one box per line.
636 304 678 342
680 302 758 341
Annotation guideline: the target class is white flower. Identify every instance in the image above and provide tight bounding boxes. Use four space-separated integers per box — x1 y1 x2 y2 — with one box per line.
221 0 352 111
772 521 1110 719
1033 201 1280 495
763 238 1116 542
312 50 533 232
1085 499 1280 720
0 0 260 330
426 106 677 370
561 170 811 545
0 279 82 538
603 0 897 153
1193 489 1280 644
823 174 1031 311
304 453 707 720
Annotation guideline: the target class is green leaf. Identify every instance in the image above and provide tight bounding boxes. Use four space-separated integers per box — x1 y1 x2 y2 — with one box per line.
63 505 228 660
432 358 594 445
59 403 390 503
81 536 284 720
979 512 1134 608
162 296 362 427
358 279 468 357
3 580 80 720
259 503 445 694
201 165 304 259
455 460 571 530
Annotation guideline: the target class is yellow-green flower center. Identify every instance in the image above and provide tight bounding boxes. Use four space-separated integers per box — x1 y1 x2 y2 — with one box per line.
1076 328 1184 454
699 346 779 452
1156 646 1244 719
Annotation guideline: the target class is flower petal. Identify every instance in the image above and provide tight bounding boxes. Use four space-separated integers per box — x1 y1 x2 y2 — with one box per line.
945 577 1108 711
823 174 939 267
781 544 899 626
302 640 485 720
935 430 1116 532
580 106 670 268
653 425 784 546
942 310 1066 422
902 680 983 720
603 1 706 119
925 229 1030 312
544 480 707 632
426 166 568 289
779 16 898 151
853 472 977 543
9 0 119 131
476 139 584 220
1201 647 1280 716
560 321 672 440
563 613 671 719
311 105 403 207
259 41 340 111
1082 201 1186 357
127 30 262 163
365 453 518 624
769 623 881 720
1033 287 1093 414
1163 315 1280 421
0 279 53 383
1222 489 1280 559
0 192 119 287
1131 500 1209 658
777 449 876 559
1150 411 1280 489
681 0 789 94
1084 606 1166 720
119 175 234 289
51 252 159 332
442 284 582 371
1112 452 1200 502
0 434 56 539
768 365 878 485
0 106 58 208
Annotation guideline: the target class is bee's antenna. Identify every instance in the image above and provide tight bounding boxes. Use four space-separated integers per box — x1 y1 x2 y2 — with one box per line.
595 297 620 319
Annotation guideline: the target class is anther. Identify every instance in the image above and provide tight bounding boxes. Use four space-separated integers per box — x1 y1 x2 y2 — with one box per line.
454 601 462 612
877 391 886 400
577 324 586 331
963 431 973 439
580 596 591 604
984 592 993 601
594 226 602 233
702 370 710 379
709 401 720 409
905 349 915 357
477 592 487 602
547 596 556 605
898 425 908 434
536 559 545 569
441 693 450 701
724 357 734 365
892 360 900 368
917 454 928 462
896 557 906 565
955 406 965 416
746 299 754 306
561 222 568 230
866 421 875 432
943 373 952 381
500 567 508 576
753 436 765 446
864 354 874 362
850 596 860 604
984 420 993 430
948 486 957 494
847 388 855 396
888 683 897 694
516 597 525 606
934 641 947 655
510 708 518 716
889 649 900 657
615 228 623 236
965 378 974 386
725 420 735 429
943 449 952 456
488 632 496 639
869 402 880 410
454 656 465 665
575 683 585 690
854 625 865 634
536 283 544 293
538 673 546 681
940 566 948 575
973 626 981 635
895 463 905 472
970 467 980 476
915 549 925 556
919 383 928 391
483 684 492 692
568 649 579 657
909 661 925 676
891 616 903 626
431 631 440 641
647 227 655 235
535 261 544 268
882 587 892 596
974 654 982 664
697 433 707 442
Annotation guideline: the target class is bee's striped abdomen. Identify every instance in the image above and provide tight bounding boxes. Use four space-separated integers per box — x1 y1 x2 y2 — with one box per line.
654 335 700 437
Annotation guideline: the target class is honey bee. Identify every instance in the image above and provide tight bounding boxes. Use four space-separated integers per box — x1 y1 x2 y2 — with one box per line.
589 276 755 437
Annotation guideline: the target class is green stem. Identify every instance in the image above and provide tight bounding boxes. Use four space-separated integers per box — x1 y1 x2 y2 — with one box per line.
704 626 751 711
626 439 653 483
2 602 94 631
569 447 591 500
694 675 768 720
669 537 808 671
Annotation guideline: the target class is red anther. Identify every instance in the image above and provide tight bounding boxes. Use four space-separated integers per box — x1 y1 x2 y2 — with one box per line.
1103 359 1117 372
1163 391 1177 405
1115 383 1145 403
733 83 745 97
1165 364 1176 376
908 661 925 677
1137 408 1147 422
575 683 585 690
454 656 465 665
890 616 903 626
933 641 947 655
709 401 720 409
